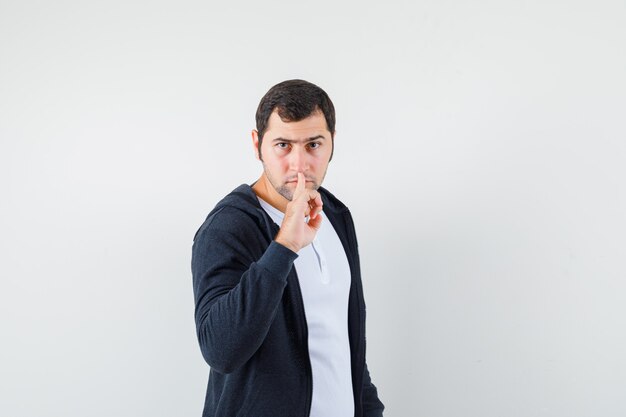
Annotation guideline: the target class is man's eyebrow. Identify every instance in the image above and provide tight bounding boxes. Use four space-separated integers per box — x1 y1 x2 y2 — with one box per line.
271 135 326 143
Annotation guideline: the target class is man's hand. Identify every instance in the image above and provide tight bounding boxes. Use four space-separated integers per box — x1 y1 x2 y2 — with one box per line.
274 172 323 253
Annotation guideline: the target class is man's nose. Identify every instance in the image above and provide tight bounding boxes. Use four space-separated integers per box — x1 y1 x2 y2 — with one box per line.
289 146 308 172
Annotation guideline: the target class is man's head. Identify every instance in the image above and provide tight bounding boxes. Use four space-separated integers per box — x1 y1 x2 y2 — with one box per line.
254 79 335 162
252 80 336 202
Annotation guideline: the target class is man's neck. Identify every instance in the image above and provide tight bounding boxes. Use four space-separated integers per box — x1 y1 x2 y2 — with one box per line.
251 174 288 213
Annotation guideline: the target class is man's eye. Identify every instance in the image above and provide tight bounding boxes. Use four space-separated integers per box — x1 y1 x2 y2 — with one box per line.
309 142 320 149
277 143 289 149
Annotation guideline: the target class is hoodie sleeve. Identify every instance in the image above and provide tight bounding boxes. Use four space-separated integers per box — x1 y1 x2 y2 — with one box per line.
191 206 298 374
362 360 385 417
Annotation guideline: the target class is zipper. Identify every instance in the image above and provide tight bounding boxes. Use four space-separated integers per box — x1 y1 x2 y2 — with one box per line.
344 209 366 403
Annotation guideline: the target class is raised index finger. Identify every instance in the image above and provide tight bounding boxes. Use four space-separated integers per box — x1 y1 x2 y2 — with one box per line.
295 172 305 198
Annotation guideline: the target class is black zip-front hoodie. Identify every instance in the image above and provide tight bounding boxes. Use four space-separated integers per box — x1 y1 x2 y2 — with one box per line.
191 183 385 417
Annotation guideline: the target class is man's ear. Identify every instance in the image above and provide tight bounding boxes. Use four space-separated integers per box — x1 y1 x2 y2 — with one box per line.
251 129 260 161
329 130 336 162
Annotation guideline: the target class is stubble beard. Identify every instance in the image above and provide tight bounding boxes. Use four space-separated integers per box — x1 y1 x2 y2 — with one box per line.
262 163 328 202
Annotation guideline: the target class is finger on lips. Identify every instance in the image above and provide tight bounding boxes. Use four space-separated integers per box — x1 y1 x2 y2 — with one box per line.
293 172 323 219
297 172 305 192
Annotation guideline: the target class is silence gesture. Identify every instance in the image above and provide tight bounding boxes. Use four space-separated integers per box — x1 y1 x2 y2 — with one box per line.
274 172 323 253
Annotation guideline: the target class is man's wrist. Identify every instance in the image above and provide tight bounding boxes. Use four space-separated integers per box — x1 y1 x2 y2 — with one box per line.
274 237 299 254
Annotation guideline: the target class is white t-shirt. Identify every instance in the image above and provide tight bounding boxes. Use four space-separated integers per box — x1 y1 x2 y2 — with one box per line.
257 196 355 417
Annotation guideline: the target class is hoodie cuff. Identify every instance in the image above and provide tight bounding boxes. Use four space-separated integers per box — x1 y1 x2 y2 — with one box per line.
256 240 299 282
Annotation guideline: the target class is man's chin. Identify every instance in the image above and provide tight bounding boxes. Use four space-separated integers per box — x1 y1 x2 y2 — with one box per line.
275 186 294 202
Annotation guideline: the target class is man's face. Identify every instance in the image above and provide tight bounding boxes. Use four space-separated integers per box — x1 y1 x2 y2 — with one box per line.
252 109 333 202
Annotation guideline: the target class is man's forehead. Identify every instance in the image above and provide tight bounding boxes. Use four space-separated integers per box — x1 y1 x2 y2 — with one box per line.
265 111 330 140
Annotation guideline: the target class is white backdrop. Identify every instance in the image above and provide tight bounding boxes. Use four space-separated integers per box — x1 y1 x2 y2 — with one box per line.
1 1 625 416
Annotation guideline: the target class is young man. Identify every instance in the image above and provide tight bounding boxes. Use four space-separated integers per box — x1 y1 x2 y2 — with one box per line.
191 79 384 417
